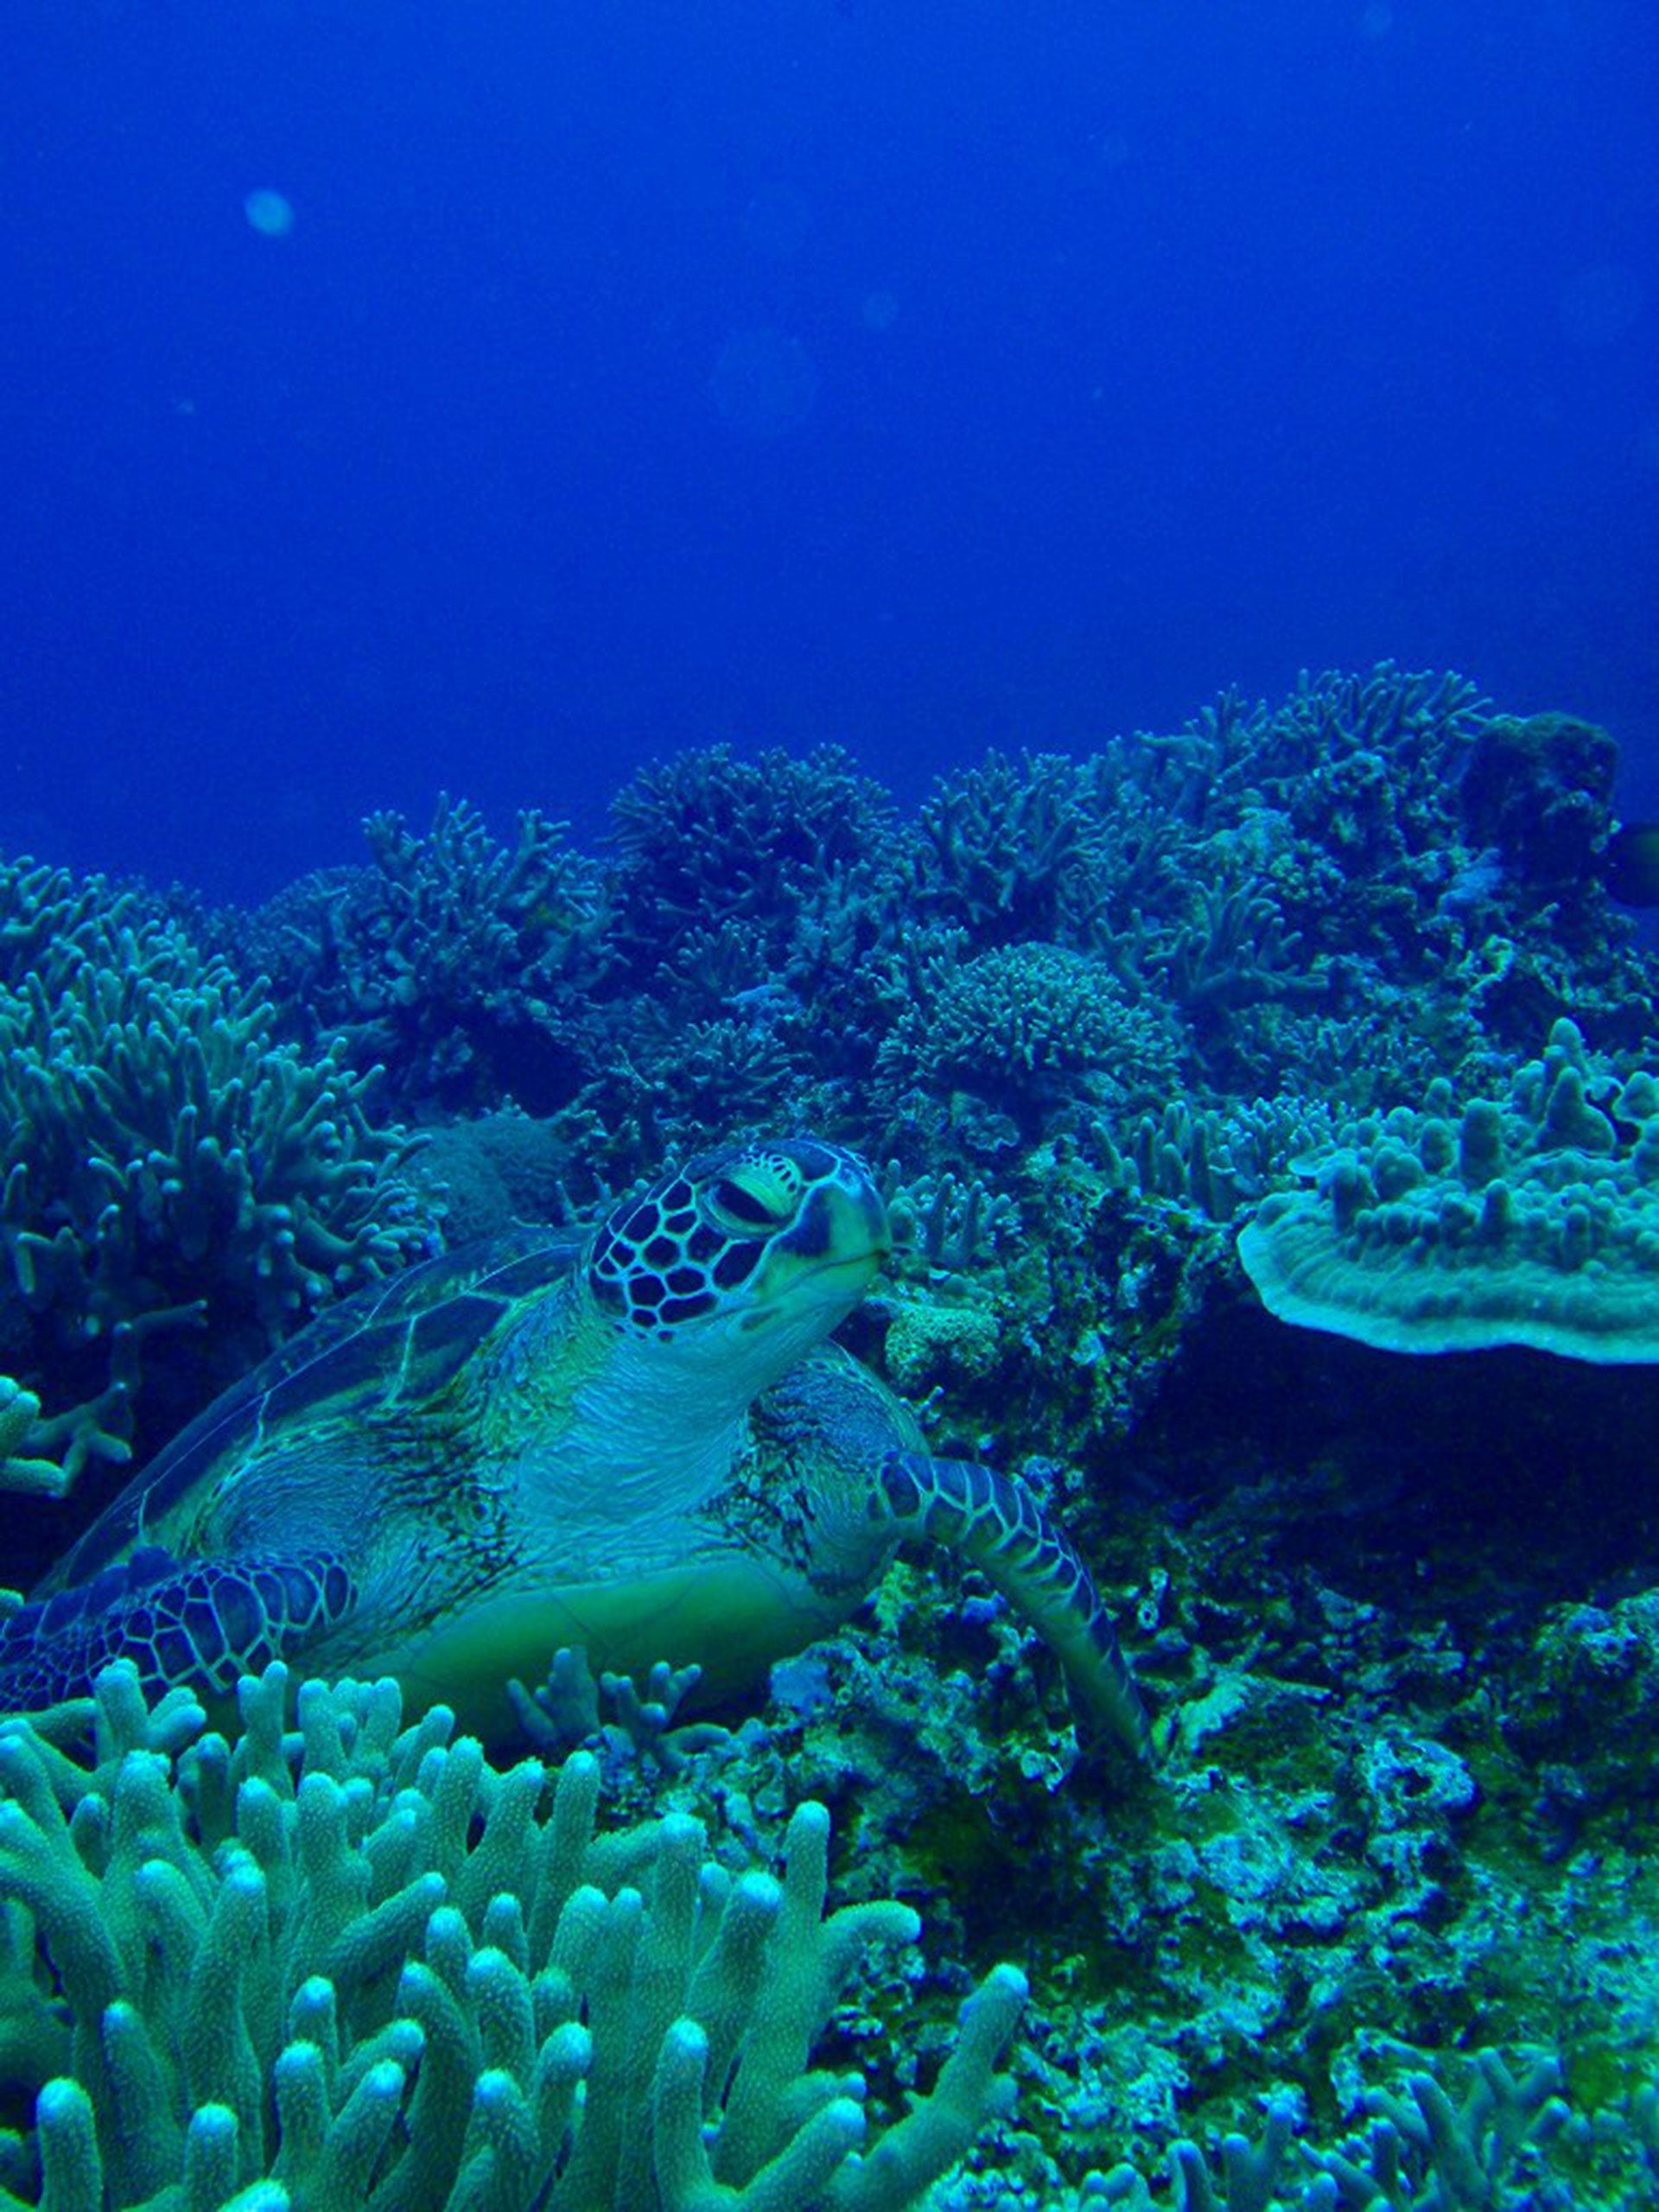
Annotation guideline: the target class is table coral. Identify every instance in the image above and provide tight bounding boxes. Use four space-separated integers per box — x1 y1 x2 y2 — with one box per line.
1236 1019 1659 1360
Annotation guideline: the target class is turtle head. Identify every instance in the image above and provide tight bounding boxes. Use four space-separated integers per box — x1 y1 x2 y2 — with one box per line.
586 1139 889 1382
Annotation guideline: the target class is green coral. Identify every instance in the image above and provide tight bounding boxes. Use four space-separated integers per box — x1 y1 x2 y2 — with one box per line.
906 752 1125 948
0 1662 1026 2212
0 1382 66 1502
1237 1019 1659 1360
1090 2048 1651 2211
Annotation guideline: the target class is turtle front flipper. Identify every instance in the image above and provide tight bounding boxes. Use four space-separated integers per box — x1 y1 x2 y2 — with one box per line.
877 1452 1153 1764
0 1547 357 1714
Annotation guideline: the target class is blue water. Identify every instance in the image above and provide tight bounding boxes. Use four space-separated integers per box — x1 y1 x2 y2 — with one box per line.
4 0 1656 899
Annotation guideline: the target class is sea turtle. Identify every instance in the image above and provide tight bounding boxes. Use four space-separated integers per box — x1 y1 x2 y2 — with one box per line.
0 1138 1149 1758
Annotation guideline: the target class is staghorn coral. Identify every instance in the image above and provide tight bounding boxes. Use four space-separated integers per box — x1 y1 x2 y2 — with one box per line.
0 1660 1025 2211
244 797 603 1116
0 855 431 1492
1153 665 1490 846
604 742 900 994
906 752 1113 949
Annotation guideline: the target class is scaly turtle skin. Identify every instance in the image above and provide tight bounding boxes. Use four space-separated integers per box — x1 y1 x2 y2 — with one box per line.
0 1138 1148 1758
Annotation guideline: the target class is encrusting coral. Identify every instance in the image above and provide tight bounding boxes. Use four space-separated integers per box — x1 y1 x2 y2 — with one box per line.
0 1661 1025 2212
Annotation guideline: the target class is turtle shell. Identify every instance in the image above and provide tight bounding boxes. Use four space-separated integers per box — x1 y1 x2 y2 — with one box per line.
42 1229 583 1596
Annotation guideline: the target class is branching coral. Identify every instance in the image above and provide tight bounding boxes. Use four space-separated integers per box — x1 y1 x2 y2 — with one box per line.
1092 2050 1630 2212
878 944 1179 1135
1090 1096 1339 1224
883 1168 1020 1274
907 753 1114 948
1161 665 1490 843
889 671 1567 1108
0 1662 1025 2211
605 743 900 992
244 797 603 1115
212 668 1648 1160
0 859 431 1489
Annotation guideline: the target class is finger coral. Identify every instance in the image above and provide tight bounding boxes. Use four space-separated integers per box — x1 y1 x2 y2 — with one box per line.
0 1661 1025 2211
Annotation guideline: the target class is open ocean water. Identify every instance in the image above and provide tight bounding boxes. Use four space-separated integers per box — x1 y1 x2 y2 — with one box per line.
3 0 1656 892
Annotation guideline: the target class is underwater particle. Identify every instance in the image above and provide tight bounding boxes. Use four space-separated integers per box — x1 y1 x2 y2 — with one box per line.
1359 2 1395 36
1605 821 1659 906
861 288 899 333
709 326 819 437
244 188 295 238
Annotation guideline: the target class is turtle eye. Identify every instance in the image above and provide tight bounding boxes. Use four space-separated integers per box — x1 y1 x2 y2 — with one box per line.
708 1179 781 1234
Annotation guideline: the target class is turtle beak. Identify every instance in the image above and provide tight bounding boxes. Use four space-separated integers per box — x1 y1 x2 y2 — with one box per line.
779 1170 890 1274
748 1171 890 1328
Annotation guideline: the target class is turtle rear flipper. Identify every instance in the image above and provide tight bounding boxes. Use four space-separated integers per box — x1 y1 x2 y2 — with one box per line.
878 1452 1153 1764
0 1548 357 1713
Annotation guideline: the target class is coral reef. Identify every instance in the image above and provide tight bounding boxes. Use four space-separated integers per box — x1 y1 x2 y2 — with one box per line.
1084 2050 1653 2211
878 944 1181 1138
206 668 1656 1175
5 664 1659 2206
604 741 899 994
1459 710 1620 923
239 796 604 1116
